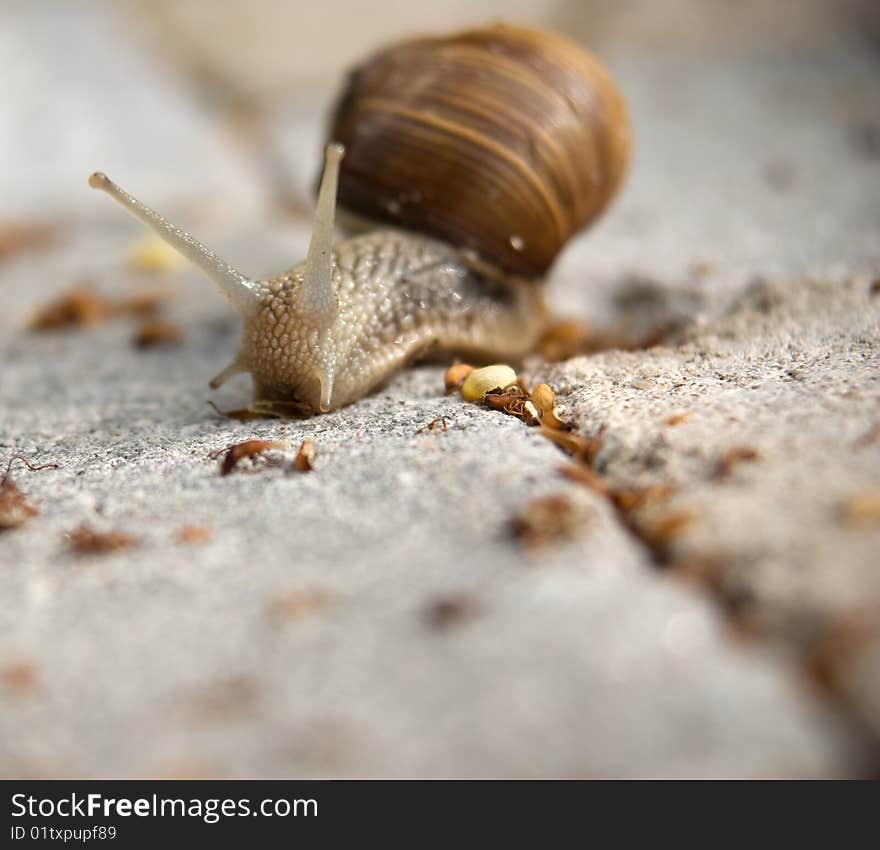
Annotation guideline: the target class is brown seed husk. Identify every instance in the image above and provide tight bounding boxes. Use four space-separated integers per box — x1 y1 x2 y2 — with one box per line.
511 494 591 550
133 319 182 348
293 438 316 472
218 440 288 476
67 525 137 555
444 362 474 394
27 286 112 330
176 525 211 544
839 490 880 528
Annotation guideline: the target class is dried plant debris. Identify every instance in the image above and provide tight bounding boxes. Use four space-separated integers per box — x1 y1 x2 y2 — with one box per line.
0 479 37 530
806 611 876 693
714 446 761 479
186 676 259 723
483 385 540 426
450 363 573 434
424 593 482 630
132 319 183 348
853 421 880 449
0 221 58 264
662 412 692 426
511 494 591 550
839 490 880 528
558 458 688 565
530 383 555 414
269 588 332 622
444 362 474 394
292 438 316 472
609 484 676 514
558 463 609 496
0 456 58 531
66 525 137 555
1 660 38 695
27 284 173 332
27 285 112 330
215 439 289 476
116 289 170 318
176 525 211 544
538 424 604 464
537 319 601 361
416 416 449 434
636 511 697 552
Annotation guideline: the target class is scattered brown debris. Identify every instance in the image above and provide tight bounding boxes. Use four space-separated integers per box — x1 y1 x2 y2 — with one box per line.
416 416 449 434
609 484 676 514
66 525 137 555
269 588 332 622
0 456 58 531
1 660 39 694
636 511 697 552
559 458 686 564
444 362 474 394
27 285 112 330
176 525 211 544
511 494 591 550
0 478 37 530
133 319 183 348
805 611 876 693
713 446 761 479
424 594 482 630
186 676 259 723
540 407 572 431
537 424 605 465
839 490 880 528
483 386 540 426
530 383 556 413
292 438 316 472
870 278 880 298
690 260 716 280
558 463 609 496
0 221 58 264
853 422 880 449
662 412 692 426
28 284 174 333
116 289 170 318
215 439 288 476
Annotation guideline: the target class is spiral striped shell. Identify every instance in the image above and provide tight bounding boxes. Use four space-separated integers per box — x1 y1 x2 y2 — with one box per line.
326 24 630 278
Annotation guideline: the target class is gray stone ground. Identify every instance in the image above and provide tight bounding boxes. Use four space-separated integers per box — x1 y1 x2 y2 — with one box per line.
0 0 878 776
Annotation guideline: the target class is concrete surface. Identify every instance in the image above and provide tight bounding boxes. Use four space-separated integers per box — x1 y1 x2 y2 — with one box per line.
1 0 878 776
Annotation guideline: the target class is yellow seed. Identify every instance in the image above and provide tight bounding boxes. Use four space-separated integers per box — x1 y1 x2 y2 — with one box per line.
460 364 517 403
444 362 474 393
128 238 183 272
531 383 556 413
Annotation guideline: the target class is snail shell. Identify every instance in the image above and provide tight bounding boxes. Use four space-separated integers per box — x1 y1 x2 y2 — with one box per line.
328 23 630 277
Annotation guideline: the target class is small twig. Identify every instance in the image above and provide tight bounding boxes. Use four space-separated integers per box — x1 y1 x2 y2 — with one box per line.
3 455 59 482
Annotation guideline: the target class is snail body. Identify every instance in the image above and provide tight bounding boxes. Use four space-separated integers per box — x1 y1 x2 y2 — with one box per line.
89 24 629 416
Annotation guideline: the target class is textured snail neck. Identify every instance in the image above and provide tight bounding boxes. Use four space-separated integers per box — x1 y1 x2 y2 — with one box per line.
300 143 344 330
87 171 260 317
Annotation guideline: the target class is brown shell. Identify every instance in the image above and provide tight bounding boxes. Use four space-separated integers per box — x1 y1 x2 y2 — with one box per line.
326 24 630 278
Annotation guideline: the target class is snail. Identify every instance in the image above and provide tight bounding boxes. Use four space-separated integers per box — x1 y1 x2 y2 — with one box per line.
89 24 629 416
